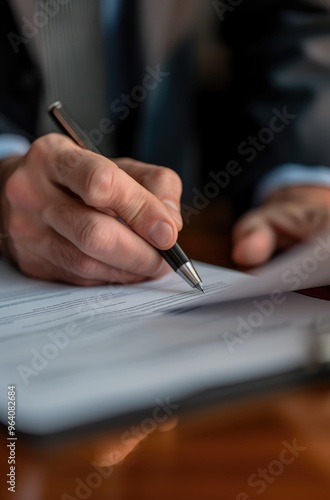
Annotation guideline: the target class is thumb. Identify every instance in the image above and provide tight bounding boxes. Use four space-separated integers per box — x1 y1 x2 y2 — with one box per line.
232 221 277 267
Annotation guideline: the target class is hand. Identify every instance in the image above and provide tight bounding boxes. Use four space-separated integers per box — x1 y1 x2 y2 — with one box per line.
0 134 183 285
231 186 330 267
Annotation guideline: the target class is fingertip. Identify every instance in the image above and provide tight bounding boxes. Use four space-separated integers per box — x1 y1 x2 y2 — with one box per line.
148 220 176 249
232 226 276 267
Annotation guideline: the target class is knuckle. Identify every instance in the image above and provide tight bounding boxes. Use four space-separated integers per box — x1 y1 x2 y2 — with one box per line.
52 147 87 181
76 216 107 254
5 170 22 205
26 134 81 181
49 238 75 269
74 253 99 278
83 162 117 206
154 166 182 190
27 134 68 169
121 195 153 227
48 240 100 281
27 136 49 164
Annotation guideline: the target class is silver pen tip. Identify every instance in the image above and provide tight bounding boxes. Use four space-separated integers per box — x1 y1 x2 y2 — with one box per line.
195 282 205 294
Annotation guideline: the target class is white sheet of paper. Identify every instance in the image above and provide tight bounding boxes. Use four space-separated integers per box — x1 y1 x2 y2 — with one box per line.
1 229 330 435
184 229 330 307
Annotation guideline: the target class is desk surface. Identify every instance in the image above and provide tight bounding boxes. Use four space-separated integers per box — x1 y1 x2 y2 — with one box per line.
1 200 330 500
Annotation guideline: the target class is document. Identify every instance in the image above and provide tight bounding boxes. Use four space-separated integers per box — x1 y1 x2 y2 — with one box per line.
1 230 330 436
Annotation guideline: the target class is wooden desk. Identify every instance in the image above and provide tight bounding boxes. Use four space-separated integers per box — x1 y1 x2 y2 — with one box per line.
1 200 330 500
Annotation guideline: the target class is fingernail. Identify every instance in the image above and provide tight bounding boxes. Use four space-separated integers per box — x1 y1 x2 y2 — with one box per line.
149 221 174 247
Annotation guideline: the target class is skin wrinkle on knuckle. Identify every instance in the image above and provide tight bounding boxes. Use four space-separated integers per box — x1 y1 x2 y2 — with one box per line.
50 239 103 280
49 262 102 286
76 215 112 255
45 202 114 256
160 167 182 189
150 166 182 194
51 147 86 182
48 237 78 271
45 201 75 233
83 162 117 207
118 192 153 227
73 252 99 278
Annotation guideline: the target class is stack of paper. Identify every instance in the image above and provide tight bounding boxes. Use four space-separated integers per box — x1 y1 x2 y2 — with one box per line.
1 230 330 435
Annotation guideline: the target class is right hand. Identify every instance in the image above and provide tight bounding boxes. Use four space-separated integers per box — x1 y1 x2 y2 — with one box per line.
0 134 183 285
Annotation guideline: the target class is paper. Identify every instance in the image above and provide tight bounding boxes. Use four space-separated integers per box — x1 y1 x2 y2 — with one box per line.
185 228 330 307
1 230 330 435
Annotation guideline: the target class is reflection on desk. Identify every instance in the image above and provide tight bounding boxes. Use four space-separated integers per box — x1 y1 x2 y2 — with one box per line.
1 381 330 500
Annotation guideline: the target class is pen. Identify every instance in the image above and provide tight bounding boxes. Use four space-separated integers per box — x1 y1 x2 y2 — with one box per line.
48 101 205 293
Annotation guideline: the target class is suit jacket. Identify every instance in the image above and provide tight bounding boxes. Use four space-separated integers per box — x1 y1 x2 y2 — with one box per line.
207 0 330 210
0 0 41 139
1 0 330 209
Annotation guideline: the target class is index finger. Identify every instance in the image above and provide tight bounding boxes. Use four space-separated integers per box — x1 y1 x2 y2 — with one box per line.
114 158 183 228
46 137 179 250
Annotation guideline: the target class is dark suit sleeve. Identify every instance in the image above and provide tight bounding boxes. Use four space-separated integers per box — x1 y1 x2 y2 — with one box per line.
0 0 41 140
214 0 330 212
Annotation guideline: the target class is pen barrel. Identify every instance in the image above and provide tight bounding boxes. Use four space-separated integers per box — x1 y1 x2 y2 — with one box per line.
158 244 189 272
48 101 101 154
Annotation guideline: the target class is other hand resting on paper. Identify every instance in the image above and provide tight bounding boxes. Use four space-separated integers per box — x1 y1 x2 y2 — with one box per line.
232 185 330 267
0 134 183 285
